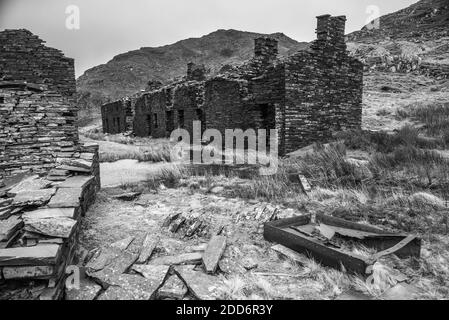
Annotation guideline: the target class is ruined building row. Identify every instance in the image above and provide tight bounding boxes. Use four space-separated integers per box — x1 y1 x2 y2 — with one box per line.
101 15 364 155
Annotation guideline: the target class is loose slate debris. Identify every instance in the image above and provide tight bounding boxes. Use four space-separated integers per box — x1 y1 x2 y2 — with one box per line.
0 244 61 266
23 217 77 239
97 274 164 300
137 233 158 264
158 274 188 299
7 176 51 196
162 212 180 228
335 289 372 300
12 189 56 207
65 267 102 300
202 235 226 274
112 192 142 201
131 264 170 283
298 175 312 192
169 216 186 233
149 252 203 266
0 216 23 242
174 265 223 300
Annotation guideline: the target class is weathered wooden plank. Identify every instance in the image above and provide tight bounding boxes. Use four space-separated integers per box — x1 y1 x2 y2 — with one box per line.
202 235 227 274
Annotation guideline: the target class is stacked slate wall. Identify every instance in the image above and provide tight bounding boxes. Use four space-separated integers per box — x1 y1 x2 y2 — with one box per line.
0 29 75 96
282 15 363 154
0 86 79 179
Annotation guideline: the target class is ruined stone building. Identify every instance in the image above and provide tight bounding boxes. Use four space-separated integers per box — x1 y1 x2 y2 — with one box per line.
0 29 100 300
101 15 364 155
0 29 81 180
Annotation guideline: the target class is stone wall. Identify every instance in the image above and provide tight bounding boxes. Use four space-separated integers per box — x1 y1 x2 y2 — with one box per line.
0 30 76 97
101 14 364 156
0 84 79 180
101 100 127 134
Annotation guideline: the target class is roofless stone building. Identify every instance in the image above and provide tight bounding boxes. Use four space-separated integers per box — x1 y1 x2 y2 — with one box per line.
102 15 364 156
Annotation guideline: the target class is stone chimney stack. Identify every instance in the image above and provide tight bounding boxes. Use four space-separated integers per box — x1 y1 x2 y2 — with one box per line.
315 14 347 49
254 37 278 62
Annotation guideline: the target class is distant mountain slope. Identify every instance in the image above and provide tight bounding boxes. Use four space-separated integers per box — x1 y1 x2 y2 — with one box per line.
347 0 448 42
347 0 449 76
76 29 308 112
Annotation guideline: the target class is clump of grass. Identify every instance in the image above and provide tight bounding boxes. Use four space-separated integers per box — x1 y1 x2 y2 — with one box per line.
396 102 449 140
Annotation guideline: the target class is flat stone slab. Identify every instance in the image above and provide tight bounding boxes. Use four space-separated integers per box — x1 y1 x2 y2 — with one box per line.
57 165 91 173
0 216 23 242
149 252 203 266
12 189 56 207
3 265 55 280
24 217 77 238
97 274 165 300
57 176 94 189
22 208 77 220
0 244 61 266
158 274 188 299
174 265 224 300
202 235 226 274
131 264 170 282
57 158 92 170
137 233 158 264
47 187 83 208
0 206 13 220
7 176 52 196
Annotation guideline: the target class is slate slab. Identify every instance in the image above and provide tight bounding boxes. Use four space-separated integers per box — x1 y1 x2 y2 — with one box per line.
3 265 55 280
47 187 83 208
22 208 77 220
0 244 61 266
0 216 23 242
57 176 94 189
158 274 188 299
174 266 224 300
24 217 77 238
97 273 167 300
12 189 56 207
202 235 226 274
137 233 158 264
7 176 51 196
149 252 203 266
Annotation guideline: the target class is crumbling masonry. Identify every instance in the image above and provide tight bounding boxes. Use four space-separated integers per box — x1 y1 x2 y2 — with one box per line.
102 15 364 155
0 29 100 300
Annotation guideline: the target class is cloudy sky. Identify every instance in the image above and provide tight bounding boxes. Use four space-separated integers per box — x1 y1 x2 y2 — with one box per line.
0 0 416 78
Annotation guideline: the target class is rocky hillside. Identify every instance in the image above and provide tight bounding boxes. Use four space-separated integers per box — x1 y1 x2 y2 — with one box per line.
347 0 449 76
76 30 308 112
348 0 448 42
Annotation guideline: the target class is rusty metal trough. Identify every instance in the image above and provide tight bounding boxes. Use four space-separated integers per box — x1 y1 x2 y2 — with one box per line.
264 214 421 276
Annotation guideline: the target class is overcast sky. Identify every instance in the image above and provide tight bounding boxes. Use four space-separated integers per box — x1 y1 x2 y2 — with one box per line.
0 0 416 78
